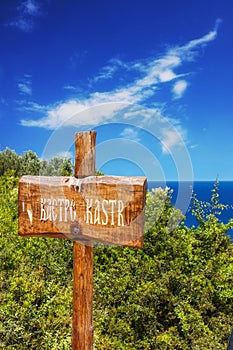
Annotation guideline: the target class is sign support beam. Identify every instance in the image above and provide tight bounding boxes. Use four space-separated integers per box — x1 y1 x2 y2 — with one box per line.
72 131 96 350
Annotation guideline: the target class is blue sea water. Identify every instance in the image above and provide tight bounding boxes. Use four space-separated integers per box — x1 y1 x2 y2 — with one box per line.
148 181 233 239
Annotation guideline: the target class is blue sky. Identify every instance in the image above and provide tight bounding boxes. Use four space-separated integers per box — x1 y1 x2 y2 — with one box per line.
0 0 233 181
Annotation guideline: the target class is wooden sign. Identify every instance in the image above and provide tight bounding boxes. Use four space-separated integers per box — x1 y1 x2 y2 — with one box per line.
18 175 146 247
18 131 147 349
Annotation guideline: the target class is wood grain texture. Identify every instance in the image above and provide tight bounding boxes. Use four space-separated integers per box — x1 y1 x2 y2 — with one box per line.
74 131 96 178
73 131 95 350
18 175 146 247
72 242 93 349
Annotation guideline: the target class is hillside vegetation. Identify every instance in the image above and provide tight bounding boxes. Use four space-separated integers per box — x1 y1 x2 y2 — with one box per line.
0 149 233 349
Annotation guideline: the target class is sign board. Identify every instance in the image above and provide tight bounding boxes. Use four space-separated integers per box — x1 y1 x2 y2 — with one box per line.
18 174 146 247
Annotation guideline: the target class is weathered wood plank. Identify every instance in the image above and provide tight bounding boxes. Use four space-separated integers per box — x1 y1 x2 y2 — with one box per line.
18 175 146 247
73 131 94 350
75 131 96 178
72 242 93 349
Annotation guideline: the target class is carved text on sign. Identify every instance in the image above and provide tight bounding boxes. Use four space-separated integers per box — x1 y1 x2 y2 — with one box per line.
18 175 146 247
85 199 124 226
38 197 125 226
40 198 77 222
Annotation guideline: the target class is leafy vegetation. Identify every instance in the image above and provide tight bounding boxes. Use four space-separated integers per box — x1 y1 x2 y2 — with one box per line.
0 147 73 177
0 151 233 349
93 187 233 349
0 171 73 349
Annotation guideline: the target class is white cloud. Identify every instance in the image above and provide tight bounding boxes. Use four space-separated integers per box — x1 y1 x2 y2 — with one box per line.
17 75 32 96
56 151 73 159
0 98 7 106
120 128 141 142
92 59 124 82
20 22 220 153
172 80 188 99
63 85 76 91
18 83 31 96
161 129 184 154
21 0 40 16
159 69 177 82
7 0 42 32
170 19 221 62
21 100 129 129
17 101 48 113
190 144 198 150
91 58 145 84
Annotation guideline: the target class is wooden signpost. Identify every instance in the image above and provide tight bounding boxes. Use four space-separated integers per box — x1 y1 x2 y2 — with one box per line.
18 131 146 349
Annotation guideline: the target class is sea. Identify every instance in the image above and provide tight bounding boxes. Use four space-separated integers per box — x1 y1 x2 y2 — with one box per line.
147 181 233 240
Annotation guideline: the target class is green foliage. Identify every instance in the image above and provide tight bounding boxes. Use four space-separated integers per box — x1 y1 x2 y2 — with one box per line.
191 179 233 226
0 172 73 349
0 172 233 349
0 148 20 176
61 158 73 176
40 157 73 176
145 186 184 233
0 147 73 177
96 170 104 176
19 150 41 176
93 185 233 349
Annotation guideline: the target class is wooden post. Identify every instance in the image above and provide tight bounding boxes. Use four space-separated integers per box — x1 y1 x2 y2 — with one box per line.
18 130 146 349
72 131 96 350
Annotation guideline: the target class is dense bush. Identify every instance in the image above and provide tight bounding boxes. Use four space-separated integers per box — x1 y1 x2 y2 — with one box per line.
0 171 232 349
0 172 73 349
93 187 233 349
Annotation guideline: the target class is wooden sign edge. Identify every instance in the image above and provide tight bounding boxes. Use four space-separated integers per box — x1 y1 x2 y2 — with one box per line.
18 175 147 248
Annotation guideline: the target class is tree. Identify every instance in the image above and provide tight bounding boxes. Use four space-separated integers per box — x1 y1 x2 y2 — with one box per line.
39 157 72 176
61 158 73 176
19 150 40 176
0 148 20 176
0 147 74 177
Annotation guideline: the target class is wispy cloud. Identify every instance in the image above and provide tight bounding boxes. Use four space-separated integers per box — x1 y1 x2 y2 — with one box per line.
17 75 32 96
161 129 185 154
172 80 188 99
7 0 42 32
68 51 88 71
120 127 141 142
63 85 77 91
190 144 198 150
92 58 131 83
0 98 7 106
20 21 220 153
17 100 48 113
56 151 73 159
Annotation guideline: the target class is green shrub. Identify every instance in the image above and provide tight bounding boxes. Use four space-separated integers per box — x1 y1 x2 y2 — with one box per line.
0 173 232 349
